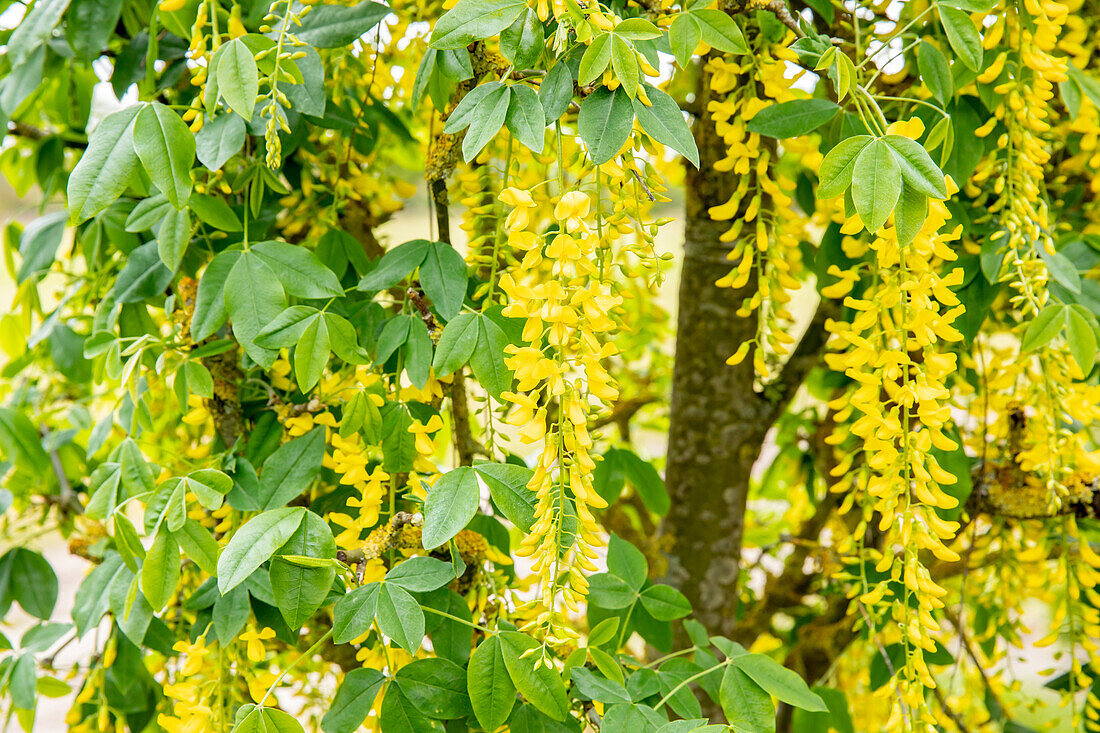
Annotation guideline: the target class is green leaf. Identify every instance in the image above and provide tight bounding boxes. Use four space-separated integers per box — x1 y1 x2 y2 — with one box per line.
445 82 504 133
381 403 417 472
420 242 469 320
213 583 250 645
212 37 259 119
252 241 344 299
691 8 748 55
791 687 856 733
633 85 700 167
720 666 775 733
112 241 173 303
296 1 390 48
72 553 126 635
377 315 412 365
851 138 903 233
173 519 220 577
608 533 648 590
191 250 239 340
747 99 839 138
404 319 433 390
67 106 141 223
639 584 691 620
610 35 640 99
322 668 386 733
141 530 180 611
66 0 122 60
1067 66 1100 111
379 683 444 733
894 185 928 246
917 41 953 105
257 427 326 510
539 61 574 125
9 653 36 711
471 315 513 398
332 582 381 644
36 675 71 698
326 312 369 364
422 467 480 549
1066 307 1097 372
1041 249 1081 294
190 193 243 230
7 0 69 66
432 313 479 376
882 135 948 199
157 207 190 273
196 114 247 171
225 251 287 368
256 306 321 348
469 636 516 730
16 210 64 283
8 549 58 620
500 7 543 70
217 507 306 594
385 556 455 593
430 0 527 50
462 85 512 162
571 667 631 704
397 658 472 719
358 239 431 291
234 706 305 733
939 6 982 72
578 85 634 165
0 408 49 478
377 582 425 654
505 83 546 154
588 573 637 609
499 631 569 721
474 462 536 532
270 510 336 628
731 653 827 712
1021 304 1066 352
133 102 195 209
669 14 702 69
114 512 147 572
294 315 330 391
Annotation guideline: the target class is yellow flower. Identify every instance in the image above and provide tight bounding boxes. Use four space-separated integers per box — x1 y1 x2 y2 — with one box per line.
239 627 276 662
554 191 591 232
408 415 444 455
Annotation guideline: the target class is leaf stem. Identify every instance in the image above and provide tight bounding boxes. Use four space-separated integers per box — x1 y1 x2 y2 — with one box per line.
258 628 333 706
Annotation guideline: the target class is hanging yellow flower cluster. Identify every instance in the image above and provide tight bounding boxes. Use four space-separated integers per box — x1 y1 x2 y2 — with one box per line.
497 186 621 645
707 40 812 378
972 0 1075 501
824 131 965 727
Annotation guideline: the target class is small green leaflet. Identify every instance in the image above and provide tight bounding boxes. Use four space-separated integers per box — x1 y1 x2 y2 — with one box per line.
468 636 516 730
939 6 983 71
209 37 259 120
67 106 142 224
422 467 480 549
296 2 390 48
579 86 634 165
430 0 527 50
851 138 902 233
217 507 306 593
133 102 195 210
633 85 699 167
747 99 839 138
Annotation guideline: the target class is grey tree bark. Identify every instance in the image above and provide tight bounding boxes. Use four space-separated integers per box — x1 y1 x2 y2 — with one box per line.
660 59 830 640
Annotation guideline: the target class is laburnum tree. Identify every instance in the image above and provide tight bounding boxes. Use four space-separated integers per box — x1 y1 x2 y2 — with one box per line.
2 0 1100 730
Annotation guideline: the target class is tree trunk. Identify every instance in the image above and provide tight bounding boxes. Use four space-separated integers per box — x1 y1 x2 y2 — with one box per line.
659 59 770 639
660 58 831 640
